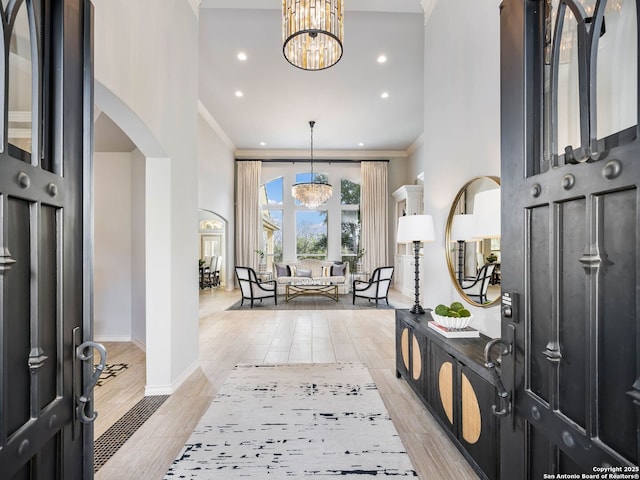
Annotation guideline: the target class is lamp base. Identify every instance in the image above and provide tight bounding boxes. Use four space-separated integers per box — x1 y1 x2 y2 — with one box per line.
410 240 425 315
410 304 425 315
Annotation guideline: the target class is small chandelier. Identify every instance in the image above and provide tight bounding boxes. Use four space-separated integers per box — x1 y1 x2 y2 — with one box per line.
292 121 333 209
282 0 344 71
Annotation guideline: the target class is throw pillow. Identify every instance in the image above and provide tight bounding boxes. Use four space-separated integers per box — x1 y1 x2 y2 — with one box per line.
275 264 290 277
289 265 297 277
331 263 346 276
321 265 332 277
297 268 312 278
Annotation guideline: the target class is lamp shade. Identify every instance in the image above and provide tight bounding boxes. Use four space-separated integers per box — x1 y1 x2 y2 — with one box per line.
473 188 501 239
397 214 435 243
450 214 476 242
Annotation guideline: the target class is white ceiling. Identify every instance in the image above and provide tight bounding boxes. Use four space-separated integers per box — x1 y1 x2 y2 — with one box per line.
199 1 425 155
93 1 426 156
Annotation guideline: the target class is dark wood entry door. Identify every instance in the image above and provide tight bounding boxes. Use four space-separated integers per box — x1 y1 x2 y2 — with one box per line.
0 0 96 478
500 0 639 477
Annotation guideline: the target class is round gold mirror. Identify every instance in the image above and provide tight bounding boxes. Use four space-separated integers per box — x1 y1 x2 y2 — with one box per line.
445 176 501 308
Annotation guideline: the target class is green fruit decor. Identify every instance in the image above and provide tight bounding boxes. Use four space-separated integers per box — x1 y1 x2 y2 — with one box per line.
450 302 464 312
432 302 473 318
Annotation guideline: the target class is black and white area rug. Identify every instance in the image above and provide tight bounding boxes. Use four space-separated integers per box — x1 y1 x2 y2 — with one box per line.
164 363 417 478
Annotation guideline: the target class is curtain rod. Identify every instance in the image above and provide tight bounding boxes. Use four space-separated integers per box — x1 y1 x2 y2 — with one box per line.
235 159 389 163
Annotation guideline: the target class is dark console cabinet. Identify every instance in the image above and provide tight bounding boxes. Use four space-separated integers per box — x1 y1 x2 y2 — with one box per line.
395 309 500 480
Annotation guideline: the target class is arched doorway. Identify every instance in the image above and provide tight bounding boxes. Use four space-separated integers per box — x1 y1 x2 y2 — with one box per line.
198 209 228 289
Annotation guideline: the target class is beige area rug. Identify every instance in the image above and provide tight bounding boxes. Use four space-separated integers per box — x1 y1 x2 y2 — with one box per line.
164 363 417 478
226 294 394 311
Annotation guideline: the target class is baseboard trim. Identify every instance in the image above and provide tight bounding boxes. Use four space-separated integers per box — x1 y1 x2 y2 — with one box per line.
144 360 200 396
94 335 131 343
131 337 146 352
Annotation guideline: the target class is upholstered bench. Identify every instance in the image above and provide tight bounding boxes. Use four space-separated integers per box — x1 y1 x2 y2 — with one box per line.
273 259 350 295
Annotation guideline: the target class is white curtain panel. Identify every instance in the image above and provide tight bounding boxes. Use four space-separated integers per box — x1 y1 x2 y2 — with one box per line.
361 161 389 273
235 160 262 270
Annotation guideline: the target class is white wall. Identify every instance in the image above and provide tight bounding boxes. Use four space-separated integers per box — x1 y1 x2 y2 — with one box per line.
94 152 133 341
407 139 425 184
93 0 200 393
198 114 236 289
131 149 146 347
420 0 502 337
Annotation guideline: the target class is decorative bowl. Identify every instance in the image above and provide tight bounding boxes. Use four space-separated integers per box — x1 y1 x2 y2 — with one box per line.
431 312 474 330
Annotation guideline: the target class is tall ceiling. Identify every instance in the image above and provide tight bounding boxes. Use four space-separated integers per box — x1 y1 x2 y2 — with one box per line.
199 0 425 156
94 1 426 156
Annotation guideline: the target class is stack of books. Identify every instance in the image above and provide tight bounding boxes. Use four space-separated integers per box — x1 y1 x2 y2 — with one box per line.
428 321 480 338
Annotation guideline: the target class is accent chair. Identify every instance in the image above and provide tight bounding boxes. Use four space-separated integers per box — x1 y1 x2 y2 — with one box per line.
461 263 496 304
235 266 277 308
352 266 394 306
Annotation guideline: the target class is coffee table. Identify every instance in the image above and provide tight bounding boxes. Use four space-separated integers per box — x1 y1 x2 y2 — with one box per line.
285 282 339 302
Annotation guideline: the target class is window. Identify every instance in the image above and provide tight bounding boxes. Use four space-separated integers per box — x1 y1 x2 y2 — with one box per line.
260 163 360 263
340 178 361 269
296 210 327 259
260 177 284 269
341 210 360 270
261 176 283 205
341 178 360 205
262 209 282 268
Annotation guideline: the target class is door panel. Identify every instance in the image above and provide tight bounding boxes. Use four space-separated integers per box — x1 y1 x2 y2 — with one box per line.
527 204 552 403
0 0 94 478
557 198 587 427
6 196 32 436
501 0 639 476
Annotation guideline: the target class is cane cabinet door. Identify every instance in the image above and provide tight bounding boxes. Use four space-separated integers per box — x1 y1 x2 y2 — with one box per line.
430 341 499 480
395 312 428 399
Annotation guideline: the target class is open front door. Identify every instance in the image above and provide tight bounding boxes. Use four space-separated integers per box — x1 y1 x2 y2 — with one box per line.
500 0 639 476
0 0 97 478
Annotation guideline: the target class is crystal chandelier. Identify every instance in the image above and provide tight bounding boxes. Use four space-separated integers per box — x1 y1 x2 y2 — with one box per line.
291 121 333 209
282 0 344 71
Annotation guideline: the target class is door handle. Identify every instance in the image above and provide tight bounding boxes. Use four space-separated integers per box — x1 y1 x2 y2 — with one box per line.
484 338 512 417
76 341 107 424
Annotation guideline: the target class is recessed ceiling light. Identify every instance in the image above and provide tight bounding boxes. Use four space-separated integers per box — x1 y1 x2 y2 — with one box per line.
381 92 389 99
260 142 266 146
358 142 364 147
237 52 248 61
235 90 244 97
377 54 387 63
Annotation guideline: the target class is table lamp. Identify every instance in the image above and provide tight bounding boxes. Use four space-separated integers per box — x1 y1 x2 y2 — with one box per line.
473 188 501 239
397 214 435 314
450 214 476 285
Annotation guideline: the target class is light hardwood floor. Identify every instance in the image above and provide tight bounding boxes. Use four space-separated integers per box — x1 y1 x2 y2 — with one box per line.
95 288 479 480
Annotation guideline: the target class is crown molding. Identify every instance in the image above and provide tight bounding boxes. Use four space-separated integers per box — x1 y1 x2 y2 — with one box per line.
197 101 236 152
234 148 409 161
188 0 201 18
406 133 424 156
420 0 438 24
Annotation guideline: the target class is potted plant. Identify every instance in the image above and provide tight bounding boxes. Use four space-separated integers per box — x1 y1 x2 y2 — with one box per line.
486 253 498 264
